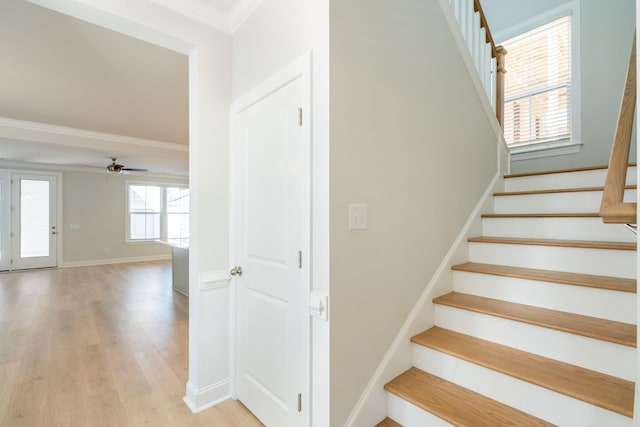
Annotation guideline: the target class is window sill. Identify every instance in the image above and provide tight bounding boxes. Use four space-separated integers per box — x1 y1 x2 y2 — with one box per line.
509 141 583 161
126 240 162 245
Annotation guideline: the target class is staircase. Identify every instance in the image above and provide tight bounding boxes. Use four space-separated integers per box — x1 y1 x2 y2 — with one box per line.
380 165 638 426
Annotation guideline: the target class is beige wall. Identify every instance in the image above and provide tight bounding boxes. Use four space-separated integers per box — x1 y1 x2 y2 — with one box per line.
62 170 187 264
484 0 636 173
329 0 498 424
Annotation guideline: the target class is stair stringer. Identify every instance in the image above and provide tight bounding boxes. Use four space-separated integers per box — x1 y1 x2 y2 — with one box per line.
345 171 503 427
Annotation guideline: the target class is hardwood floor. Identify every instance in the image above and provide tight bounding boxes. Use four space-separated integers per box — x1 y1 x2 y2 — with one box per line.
0 261 263 427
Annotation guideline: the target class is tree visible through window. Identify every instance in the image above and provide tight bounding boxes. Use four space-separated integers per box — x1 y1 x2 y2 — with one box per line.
502 16 572 147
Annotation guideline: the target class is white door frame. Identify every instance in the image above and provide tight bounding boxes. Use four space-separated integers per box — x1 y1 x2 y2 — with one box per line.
229 52 311 425
0 169 62 271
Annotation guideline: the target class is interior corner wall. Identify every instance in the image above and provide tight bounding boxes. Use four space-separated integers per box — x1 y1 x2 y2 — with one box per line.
483 0 636 174
62 170 187 265
329 0 498 425
232 0 330 424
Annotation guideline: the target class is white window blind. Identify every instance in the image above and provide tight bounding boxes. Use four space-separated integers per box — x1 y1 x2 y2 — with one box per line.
502 16 572 147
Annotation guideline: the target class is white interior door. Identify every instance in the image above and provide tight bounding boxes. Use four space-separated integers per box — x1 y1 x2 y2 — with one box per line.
233 68 310 426
11 174 58 270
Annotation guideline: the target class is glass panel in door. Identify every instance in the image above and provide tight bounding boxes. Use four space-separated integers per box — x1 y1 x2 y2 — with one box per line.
11 174 57 270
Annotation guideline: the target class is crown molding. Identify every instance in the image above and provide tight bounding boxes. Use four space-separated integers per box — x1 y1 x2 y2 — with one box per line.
149 0 231 33
0 117 187 152
228 0 263 33
0 159 189 179
147 0 263 34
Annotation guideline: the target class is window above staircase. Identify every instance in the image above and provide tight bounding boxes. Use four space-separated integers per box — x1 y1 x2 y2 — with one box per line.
497 1 582 161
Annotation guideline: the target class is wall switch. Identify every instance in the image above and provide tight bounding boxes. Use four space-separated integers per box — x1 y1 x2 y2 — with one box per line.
349 204 368 230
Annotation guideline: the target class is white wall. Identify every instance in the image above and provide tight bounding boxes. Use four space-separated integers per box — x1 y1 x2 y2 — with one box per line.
62 170 187 265
27 0 234 412
483 0 636 173
232 0 330 423
329 0 499 424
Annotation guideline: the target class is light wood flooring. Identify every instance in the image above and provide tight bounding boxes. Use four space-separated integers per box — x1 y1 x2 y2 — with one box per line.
0 261 263 427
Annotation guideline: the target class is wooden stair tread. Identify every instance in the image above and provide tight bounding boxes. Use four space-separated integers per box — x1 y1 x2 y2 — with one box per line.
412 327 635 417
494 185 637 197
468 236 637 251
433 292 637 347
384 367 554 426
452 262 636 293
504 163 636 179
482 212 600 218
375 417 402 427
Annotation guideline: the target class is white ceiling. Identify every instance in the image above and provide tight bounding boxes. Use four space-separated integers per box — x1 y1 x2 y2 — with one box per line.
0 0 227 176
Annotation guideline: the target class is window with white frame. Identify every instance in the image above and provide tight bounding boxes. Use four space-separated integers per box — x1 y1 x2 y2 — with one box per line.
127 183 189 242
501 10 579 155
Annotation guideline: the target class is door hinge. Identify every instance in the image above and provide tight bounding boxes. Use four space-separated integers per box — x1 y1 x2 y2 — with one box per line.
298 108 303 126
297 393 302 412
298 251 302 269
10 259 12 264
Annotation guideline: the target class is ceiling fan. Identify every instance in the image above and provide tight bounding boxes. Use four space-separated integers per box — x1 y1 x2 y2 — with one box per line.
107 157 148 174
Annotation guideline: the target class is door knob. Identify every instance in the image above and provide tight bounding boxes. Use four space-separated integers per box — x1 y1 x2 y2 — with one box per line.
230 266 243 276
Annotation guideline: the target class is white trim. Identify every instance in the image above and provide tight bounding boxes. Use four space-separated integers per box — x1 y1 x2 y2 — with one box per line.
0 117 188 152
61 254 171 268
199 269 231 291
345 171 501 427
496 0 582 158
183 379 232 413
228 0 264 33
510 141 583 161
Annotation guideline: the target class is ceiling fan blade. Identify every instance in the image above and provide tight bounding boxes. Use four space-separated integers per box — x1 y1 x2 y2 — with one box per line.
121 168 148 172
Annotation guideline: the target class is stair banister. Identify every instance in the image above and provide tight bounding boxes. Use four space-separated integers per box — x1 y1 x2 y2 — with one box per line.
600 34 637 225
449 0 506 126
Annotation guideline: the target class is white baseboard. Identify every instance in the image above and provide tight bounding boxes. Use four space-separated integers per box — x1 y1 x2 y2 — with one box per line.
183 379 232 413
344 171 501 427
61 254 171 268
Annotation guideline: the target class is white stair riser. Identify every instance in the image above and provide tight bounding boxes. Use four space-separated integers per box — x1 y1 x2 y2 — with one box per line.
469 242 636 278
387 393 452 427
412 345 633 427
453 271 637 324
481 217 636 242
504 168 637 192
434 305 636 380
494 189 636 214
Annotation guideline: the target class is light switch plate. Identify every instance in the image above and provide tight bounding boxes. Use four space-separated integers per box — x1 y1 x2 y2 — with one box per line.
349 204 368 230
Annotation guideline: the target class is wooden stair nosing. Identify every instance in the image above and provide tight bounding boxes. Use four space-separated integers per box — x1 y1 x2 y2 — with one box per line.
375 417 402 427
451 262 636 293
433 292 637 347
468 236 637 251
494 184 637 197
504 163 636 179
384 367 555 426
481 212 601 218
411 327 635 417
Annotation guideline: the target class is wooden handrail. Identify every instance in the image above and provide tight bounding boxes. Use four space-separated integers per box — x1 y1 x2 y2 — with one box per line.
473 0 497 58
600 33 637 224
473 0 507 126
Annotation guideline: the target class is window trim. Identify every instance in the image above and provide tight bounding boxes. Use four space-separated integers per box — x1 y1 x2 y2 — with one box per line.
125 181 189 243
495 1 581 161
